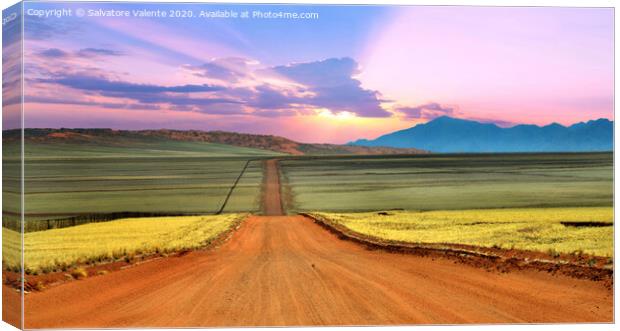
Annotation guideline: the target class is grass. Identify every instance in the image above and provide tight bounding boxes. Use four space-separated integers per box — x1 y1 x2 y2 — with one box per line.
2 214 244 273
70 268 88 279
5 136 283 160
281 153 612 212
19 157 263 215
2 139 277 229
2 227 21 272
311 207 613 257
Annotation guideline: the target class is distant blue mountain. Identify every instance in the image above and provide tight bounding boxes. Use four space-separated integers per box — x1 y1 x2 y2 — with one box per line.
349 116 613 153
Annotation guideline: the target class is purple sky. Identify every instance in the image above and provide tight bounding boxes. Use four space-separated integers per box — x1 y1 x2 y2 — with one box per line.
12 3 614 143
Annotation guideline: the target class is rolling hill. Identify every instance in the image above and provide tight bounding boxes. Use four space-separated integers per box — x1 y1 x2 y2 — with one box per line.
3 128 427 157
350 116 613 153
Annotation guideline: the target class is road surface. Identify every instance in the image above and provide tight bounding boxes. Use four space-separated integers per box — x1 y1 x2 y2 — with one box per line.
262 159 284 216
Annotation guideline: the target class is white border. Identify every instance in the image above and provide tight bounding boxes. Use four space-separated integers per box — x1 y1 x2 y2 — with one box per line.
0 1 616 331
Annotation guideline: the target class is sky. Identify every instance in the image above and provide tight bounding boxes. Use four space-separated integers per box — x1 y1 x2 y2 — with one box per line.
8 2 614 143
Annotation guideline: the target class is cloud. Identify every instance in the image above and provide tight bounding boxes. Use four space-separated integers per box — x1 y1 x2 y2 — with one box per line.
25 95 162 110
76 48 124 58
41 74 224 94
37 47 124 59
396 103 516 127
397 102 455 120
33 74 243 113
2 95 21 108
250 109 298 118
271 57 358 87
38 48 70 58
183 57 254 82
268 57 391 117
250 84 298 110
24 16 79 40
23 15 84 41
29 55 393 118
102 91 242 107
466 116 516 127
180 56 391 118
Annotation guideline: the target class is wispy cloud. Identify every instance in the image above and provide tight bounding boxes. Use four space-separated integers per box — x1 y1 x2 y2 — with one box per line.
34 73 243 113
395 103 518 127
41 74 224 94
183 57 255 83
24 16 81 40
396 102 455 120
77 48 124 58
38 47 124 59
25 95 162 111
464 116 516 127
38 48 70 58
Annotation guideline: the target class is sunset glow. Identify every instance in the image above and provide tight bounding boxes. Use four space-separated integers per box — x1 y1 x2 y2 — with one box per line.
14 3 613 143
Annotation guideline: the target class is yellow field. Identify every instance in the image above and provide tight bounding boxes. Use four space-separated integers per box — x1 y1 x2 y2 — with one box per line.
311 207 613 257
2 227 21 272
2 214 245 273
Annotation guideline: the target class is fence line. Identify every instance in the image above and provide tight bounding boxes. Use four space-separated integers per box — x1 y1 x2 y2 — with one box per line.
215 159 256 215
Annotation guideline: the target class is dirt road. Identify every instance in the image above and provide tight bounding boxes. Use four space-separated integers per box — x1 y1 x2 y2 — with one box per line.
262 159 284 216
22 159 612 327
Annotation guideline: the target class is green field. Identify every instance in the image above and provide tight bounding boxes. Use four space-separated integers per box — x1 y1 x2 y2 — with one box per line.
281 153 613 212
3 139 279 230
20 157 261 215
311 207 613 257
3 214 243 273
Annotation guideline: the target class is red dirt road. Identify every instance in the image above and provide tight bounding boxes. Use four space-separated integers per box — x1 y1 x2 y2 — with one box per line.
262 159 284 216
24 214 612 328
2 285 20 328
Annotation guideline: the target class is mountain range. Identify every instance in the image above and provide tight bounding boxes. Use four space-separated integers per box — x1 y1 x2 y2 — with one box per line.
350 116 613 153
